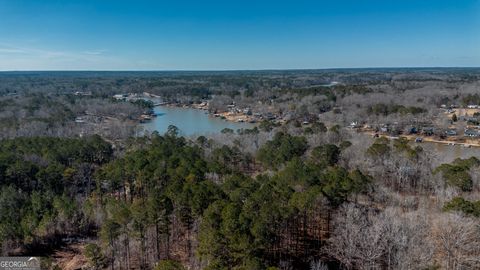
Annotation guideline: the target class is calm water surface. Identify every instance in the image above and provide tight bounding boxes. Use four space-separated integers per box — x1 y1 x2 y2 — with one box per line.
141 106 255 136
357 132 480 166
421 141 480 165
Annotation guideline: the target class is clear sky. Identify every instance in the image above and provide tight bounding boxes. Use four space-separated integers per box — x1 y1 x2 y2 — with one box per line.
0 0 479 70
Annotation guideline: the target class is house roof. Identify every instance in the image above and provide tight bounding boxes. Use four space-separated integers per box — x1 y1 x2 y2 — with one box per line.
464 129 478 135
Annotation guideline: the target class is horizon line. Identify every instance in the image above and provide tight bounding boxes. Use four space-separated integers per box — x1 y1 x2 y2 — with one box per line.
0 66 479 73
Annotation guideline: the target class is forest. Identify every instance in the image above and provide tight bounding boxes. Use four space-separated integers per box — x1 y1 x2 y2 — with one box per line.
0 69 480 270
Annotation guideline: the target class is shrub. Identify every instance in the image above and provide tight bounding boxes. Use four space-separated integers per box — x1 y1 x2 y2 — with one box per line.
434 158 480 191
154 260 185 270
443 197 480 217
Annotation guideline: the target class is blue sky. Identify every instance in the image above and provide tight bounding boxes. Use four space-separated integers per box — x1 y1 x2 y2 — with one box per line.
0 0 478 70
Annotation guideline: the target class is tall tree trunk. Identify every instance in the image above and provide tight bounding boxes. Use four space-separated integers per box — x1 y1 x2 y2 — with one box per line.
155 221 160 260
166 227 170 259
110 240 115 270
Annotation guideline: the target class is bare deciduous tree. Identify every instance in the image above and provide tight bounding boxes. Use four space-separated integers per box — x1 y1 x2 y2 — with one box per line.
434 213 480 270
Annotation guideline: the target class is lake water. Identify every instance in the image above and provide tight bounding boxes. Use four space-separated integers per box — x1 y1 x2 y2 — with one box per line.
141 106 255 136
356 132 480 166
421 141 480 165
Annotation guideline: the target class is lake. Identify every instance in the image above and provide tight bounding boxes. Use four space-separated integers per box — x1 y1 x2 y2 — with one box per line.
356 132 480 166
421 141 480 165
141 106 255 136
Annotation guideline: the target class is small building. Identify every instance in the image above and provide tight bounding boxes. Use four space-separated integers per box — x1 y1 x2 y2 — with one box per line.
75 117 86 123
265 112 276 120
75 91 92 96
113 94 128 100
348 121 359 128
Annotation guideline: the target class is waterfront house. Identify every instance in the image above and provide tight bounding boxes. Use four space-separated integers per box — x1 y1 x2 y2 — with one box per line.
243 108 252 115
265 112 276 120
466 117 479 124
422 127 435 136
464 129 479 137
407 126 418 134
445 129 457 136
380 124 389 133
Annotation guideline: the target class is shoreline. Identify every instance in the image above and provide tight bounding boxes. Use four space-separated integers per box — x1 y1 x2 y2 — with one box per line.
362 130 480 148
138 104 257 136
151 103 480 148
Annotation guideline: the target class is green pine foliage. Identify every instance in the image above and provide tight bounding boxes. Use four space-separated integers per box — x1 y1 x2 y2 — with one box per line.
0 128 372 269
257 132 308 169
0 135 112 248
434 157 480 191
443 197 480 217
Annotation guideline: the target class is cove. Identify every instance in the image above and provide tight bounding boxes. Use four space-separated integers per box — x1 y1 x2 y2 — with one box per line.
141 106 255 136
